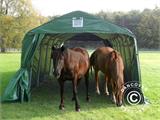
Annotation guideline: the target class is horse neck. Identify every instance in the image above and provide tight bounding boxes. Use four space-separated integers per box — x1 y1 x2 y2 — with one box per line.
110 57 119 78
63 48 70 59
63 48 72 68
111 57 124 83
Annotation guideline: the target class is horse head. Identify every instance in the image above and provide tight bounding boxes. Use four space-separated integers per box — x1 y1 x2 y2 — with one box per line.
51 46 66 79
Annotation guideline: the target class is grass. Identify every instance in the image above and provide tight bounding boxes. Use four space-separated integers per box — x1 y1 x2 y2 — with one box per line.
0 53 21 96
0 51 160 120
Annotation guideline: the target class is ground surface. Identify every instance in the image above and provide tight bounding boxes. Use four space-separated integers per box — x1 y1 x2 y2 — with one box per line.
0 51 160 120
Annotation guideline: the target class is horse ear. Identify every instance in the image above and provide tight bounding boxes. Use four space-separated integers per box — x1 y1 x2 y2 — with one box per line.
52 46 55 51
61 45 65 52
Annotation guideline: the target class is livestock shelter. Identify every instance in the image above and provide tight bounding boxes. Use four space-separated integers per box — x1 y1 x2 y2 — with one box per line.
2 11 144 105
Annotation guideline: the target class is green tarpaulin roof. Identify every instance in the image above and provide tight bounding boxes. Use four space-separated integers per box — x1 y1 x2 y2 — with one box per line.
29 11 135 37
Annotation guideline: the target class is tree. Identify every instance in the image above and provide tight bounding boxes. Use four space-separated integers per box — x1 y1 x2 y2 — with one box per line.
95 8 160 49
0 0 48 52
137 8 160 49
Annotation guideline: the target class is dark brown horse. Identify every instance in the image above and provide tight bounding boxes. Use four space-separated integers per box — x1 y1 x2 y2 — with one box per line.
51 46 90 111
90 47 124 106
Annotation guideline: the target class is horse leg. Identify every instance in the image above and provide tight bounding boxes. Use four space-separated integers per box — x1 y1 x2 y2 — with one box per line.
95 70 100 95
72 77 80 112
72 90 75 101
58 80 65 110
104 75 109 96
85 70 90 102
72 79 80 101
116 92 123 107
111 92 116 104
111 82 116 104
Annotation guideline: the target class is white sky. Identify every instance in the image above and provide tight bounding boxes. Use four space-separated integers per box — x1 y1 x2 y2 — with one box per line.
32 0 160 16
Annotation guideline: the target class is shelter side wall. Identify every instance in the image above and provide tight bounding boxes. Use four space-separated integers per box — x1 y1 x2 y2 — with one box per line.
31 42 53 88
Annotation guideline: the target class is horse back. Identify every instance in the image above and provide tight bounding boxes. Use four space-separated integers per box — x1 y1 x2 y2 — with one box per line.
90 47 114 73
65 48 90 78
71 47 89 60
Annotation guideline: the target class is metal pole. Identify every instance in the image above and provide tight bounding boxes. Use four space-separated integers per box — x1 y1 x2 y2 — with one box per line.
121 36 129 82
48 39 53 78
28 59 33 101
126 37 133 82
48 39 55 78
43 39 50 80
37 45 42 87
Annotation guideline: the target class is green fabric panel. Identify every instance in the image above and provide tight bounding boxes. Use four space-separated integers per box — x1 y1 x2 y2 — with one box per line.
131 38 141 83
2 34 45 102
21 34 35 67
31 47 39 87
29 11 135 37
1 69 29 102
22 34 45 68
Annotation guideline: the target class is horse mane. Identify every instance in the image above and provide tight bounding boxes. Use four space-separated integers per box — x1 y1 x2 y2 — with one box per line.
90 52 95 67
110 50 121 81
110 50 119 60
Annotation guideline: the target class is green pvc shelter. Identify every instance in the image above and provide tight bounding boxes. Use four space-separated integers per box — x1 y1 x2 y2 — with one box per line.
2 11 144 103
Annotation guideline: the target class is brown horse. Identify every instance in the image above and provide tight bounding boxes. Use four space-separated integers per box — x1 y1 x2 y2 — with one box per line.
90 47 124 106
51 46 90 111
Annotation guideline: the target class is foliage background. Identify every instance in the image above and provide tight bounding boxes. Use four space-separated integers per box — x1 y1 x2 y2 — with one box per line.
0 0 48 52
0 0 160 52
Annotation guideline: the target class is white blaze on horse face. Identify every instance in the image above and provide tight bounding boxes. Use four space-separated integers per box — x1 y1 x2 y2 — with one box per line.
52 49 63 79
55 54 65 79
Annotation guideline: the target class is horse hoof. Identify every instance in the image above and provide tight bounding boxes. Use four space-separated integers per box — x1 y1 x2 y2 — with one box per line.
72 97 75 101
86 97 90 102
104 92 109 96
111 99 116 104
96 91 100 95
76 108 80 112
116 103 123 107
59 105 65 110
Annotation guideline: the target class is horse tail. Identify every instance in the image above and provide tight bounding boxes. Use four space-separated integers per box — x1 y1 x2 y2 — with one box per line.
90 52 95 77
90 64 93 77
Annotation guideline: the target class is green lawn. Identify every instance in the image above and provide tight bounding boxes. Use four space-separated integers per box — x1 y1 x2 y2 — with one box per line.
0 53 21 96
0 51 160 120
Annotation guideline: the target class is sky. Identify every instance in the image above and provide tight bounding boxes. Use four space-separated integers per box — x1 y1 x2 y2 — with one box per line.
32 0 160 16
